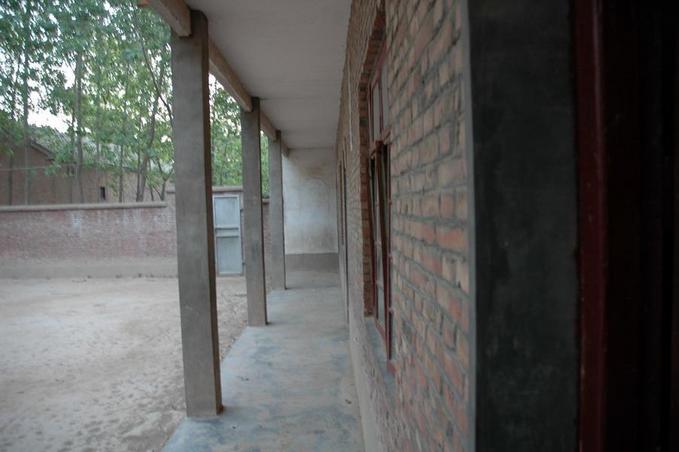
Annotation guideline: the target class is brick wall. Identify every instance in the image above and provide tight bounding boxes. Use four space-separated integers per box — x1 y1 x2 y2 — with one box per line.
0 203 176 261
0 202 177 278
336 0 471 450
0 146 154 206
0 191 273 280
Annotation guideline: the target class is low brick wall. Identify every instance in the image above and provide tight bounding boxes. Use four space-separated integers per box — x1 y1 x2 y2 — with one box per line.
0 194 274 279
0 202 177 278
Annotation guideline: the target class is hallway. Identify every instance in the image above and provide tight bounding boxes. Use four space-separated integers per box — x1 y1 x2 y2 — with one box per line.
163 271 364 451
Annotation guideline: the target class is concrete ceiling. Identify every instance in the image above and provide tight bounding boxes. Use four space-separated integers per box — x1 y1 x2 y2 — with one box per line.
186 0 352 150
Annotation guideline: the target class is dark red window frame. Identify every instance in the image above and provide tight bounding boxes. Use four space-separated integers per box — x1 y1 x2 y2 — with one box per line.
367 43 393 362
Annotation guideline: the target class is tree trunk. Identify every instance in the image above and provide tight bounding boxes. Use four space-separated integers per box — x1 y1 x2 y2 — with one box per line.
8 154 14 205
137 60 167 202
68 90 76 203
137 156 147 201
137 92 160 201
94 78 102 201
118 145 124 203
7 60 19 205
21 0 31 205
74 51 85 203
153 157 169 201
135 146 141 201
95 140 101 200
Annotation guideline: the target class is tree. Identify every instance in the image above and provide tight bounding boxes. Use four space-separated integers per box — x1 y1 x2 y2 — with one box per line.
44 0 108 202
0 0 260 205
0 0 55 204
210 77 241 187
209 77 270 196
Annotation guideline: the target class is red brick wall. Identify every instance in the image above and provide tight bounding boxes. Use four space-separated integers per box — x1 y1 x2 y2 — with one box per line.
0 203 177 261
0 192 273 279
336 0 471 450
0 147 152 206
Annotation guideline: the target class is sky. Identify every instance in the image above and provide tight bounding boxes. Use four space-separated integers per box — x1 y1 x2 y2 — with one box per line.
29 103 69 133
26 61 73 133
25 73 226 135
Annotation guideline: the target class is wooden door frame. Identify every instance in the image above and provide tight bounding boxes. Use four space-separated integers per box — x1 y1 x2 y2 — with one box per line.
573 1 607 448
575 1 678 450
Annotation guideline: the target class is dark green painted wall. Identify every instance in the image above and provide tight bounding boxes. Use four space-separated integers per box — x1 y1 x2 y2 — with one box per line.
467 1 579 450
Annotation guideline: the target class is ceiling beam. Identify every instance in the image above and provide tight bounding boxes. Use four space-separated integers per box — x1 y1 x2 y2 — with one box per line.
260 113 276 141
140 0 280 142
138 0 190 37
208 39 253 113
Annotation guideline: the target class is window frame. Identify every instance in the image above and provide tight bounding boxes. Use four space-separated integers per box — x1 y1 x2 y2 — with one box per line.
369 44 390 145
367 43 393 363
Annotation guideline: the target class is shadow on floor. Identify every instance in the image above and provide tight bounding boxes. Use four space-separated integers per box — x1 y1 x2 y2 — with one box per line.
163 272 363 452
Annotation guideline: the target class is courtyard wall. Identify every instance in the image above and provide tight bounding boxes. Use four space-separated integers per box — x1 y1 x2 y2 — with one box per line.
0 190 274 279
0 202 177 278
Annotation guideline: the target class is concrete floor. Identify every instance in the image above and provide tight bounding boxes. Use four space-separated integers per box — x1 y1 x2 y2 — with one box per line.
163 271 364 452
0 276 247 452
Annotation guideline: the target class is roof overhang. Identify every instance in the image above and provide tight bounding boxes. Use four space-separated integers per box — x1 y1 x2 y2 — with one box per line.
141 0 351 151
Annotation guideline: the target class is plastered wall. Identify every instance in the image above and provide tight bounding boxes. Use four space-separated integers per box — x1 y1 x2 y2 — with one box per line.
282 147 338 257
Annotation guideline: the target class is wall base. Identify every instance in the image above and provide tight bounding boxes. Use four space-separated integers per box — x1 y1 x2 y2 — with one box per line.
349 314 382 452
285 253 338 272
0 258 178 279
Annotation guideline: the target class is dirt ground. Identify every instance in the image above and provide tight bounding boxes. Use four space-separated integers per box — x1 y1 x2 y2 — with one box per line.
0 276 247 452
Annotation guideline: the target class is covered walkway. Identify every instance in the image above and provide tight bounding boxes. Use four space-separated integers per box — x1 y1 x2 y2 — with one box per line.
143 0 364 449
163 271 363 451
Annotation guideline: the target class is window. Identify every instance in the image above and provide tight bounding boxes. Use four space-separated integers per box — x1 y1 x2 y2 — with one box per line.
99 186 107 201
369 47 389 145
368 45 393 360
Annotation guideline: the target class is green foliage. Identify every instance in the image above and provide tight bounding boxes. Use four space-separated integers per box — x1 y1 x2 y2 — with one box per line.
208 78 269 195
210 77 242 188
0 0 252 201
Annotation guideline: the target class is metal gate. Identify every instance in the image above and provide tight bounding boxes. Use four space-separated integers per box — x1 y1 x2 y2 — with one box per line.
213 194 243 275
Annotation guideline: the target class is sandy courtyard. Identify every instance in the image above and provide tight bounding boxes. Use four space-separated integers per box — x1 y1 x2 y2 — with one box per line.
0 277 247 452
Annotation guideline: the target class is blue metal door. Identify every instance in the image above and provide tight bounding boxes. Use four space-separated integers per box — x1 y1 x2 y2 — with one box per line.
213 194 243 275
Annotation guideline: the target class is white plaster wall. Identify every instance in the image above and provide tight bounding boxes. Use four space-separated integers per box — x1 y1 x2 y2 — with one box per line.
283 147 338 255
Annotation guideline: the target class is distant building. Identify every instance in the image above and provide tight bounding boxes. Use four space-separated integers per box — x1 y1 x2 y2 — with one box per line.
0 134 149 205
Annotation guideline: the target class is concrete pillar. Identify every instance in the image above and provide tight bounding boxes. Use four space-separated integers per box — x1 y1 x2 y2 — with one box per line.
170 9 222 417
241 97 267 326
268 130 286 290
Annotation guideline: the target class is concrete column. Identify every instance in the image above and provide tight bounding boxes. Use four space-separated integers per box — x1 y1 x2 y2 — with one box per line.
268 130 286 290
241 97 267 326
170 10 222 417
